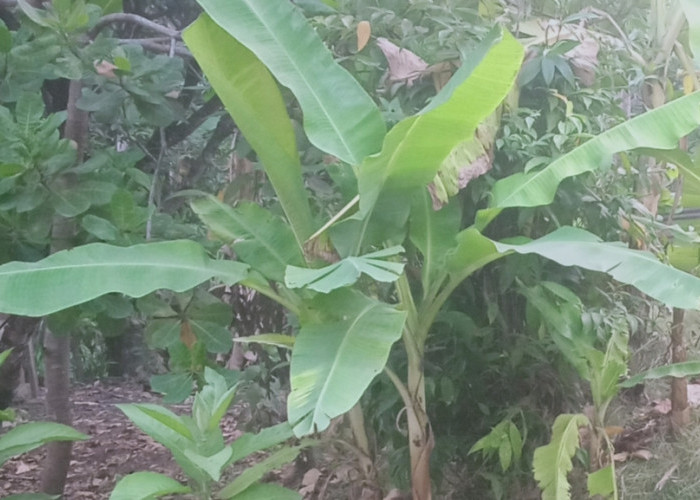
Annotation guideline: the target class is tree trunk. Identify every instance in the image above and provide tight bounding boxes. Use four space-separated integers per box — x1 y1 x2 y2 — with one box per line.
406 351 433 500
670 308 690 431
40 329 73 494
40 79 88 495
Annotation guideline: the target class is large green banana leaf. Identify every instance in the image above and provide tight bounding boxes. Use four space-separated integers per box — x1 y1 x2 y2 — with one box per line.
287 290 406 436
191 196 304 283
357 28 523 224
183 15 313 247
490 92 700 209
448 226 700 310
194 0 385 166
0 241 248 316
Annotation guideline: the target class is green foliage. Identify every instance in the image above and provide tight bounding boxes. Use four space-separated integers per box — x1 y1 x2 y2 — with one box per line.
621 360 700 388
533 413 590 500
0 240 248 316
109 472 191 500
288 289 406 436
285 246 405 293
114 368 302 499
0 421 88 466
489 92 700 210
469 418 524 472
194 0 386 166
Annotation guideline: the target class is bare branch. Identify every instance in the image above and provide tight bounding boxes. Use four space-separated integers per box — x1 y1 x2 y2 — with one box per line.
90 13 180 39
118 38 191 58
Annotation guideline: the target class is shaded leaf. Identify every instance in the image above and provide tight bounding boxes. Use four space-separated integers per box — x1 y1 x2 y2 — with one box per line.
183 16 313 245
109 472 190 500
0 422 87 466
192 197 303 282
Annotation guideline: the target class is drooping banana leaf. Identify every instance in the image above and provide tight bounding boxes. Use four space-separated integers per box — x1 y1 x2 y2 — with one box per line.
0 241 248 316
194 0 385 166
191 196 304 283
357 27 523 227
287 290 406 436
490 92 700 209
183 15 313 247
447 226 700 310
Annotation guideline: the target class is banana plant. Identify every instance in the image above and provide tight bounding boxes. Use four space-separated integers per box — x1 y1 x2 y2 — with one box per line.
3 2 700 499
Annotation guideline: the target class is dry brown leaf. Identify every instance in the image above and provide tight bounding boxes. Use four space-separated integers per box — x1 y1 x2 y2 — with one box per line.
383 489 407 500
631 449 653 461
299 467 322 498
604 425 624 438
613 452 629 462
376 37 428 86
686 383 700 406
14 461 35 474
652 399 672 414
654 464 678 491
94 60 118 79
357 21 371 51
180 320 197 349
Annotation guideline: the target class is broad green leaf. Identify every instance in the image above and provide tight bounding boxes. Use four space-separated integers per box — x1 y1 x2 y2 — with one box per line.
533 413 589 500
109 471 190 500
229 422 295 464
50 186 91 218
0 22 11 54
356 28 522 236
219 445 303 499
285 246 405 293
183 16 313 246
144 318 180 349
0 241 248 316
183 446 233 482
116 403 192 451
192 197 303 282
587 464 617 499
194 0 385 165
493 226 700 310
188 319 233 354
0 422 87 466
228 482 301 500
149 373 194 404
620 360 700 388
490 92 700 209
233 333 295 349
81 215 120 241
288 290 406 436
91 0 122 14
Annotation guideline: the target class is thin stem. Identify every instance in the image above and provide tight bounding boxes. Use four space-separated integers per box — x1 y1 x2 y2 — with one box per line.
384 367 413 412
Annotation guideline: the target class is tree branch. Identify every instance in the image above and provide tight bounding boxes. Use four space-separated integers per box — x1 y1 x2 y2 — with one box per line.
90 13 180 39
118 38 191 58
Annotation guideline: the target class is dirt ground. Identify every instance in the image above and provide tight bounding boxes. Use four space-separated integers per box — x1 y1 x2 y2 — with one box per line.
0 379 392 499
0 380 208 498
